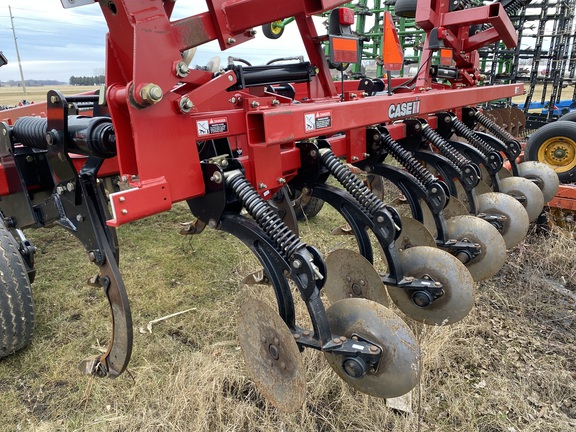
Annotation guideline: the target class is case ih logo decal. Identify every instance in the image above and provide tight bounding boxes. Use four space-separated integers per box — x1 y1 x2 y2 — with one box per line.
388 100 421 119
197 117 228 136
304 111 332 132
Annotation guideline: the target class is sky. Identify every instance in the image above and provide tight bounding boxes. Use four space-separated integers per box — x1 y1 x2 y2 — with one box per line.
0 0 311 83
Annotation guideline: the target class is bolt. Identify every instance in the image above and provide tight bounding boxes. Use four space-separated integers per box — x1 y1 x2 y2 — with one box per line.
140 83 163 104
339 336 347 342
350 93 357 98
66 182 75 192
280 362 286 370
258 183 267 189
272 99 280 106
362 92 368 97
376 215 385 223
45 133 54 146
346 276 351 282
175 61 190 77
310 150 317 158
274 337 279 345
277 177 286 184
246 29 257 37
435 281 442 287
352 336 358 341
50 95 60 104
120 176 128 183
208 219 217 229
228 75 234 82
369 345 379 353
414 124 421 131
25 155 33 162
250 101 260 108
360 279 366 286
179 97 194 113
445 116 451 123
2 129 6 136
293 333 301 340
121 209 128 215
332 338 342 344
227 37 236 44
56 185 65 195
88 251 96 262
119 196 126 202
431 187 438 193
303 330 310 337
210 172 223 184
229 97 237 104
76 214 84 222
363 153 370 158
292 259 302 269
352 156 359 161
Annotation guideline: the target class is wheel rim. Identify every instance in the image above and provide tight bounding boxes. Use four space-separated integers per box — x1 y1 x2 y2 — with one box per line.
324 248 389 307
537 135 576 174
498 176 545 222
444 215 507 281
387 246 475 325
518 161 560 203
270 20 283 35
477 192 529 248
237 298 306 413
324 298 420 398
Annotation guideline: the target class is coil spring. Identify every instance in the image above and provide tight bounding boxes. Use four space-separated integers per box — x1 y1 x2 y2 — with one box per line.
421 127 470 171
13 117 49 150
450 117 493 158
481 0 525 30
320 149 385 217
227 173 304 259
380 133 437 188
474 111 516 144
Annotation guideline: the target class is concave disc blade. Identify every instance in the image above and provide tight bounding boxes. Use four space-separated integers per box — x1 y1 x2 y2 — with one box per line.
324 249 388 307
237 298 305 413
395 216 436 251
477 192 529 249
445 215 506 281
387 246 475 325
518 161 560 203
499 176 545 222
324 298 420 398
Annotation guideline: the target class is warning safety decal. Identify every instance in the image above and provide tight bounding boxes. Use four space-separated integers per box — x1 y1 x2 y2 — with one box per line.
197 117 229 136
304 110 332 133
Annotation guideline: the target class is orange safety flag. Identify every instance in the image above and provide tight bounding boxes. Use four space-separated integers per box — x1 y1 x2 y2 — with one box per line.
382 11 404 71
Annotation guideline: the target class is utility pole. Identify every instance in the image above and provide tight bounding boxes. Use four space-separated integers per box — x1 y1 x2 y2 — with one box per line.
9 5 26 95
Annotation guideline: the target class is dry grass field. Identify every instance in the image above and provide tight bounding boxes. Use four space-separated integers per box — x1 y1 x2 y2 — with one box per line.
0 84 574 431
0 85 98 108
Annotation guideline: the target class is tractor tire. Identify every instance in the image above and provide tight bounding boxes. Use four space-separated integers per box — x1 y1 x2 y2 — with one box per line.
525 121 576 183
293 190 325 221
558 111 576 123
0 225 34 360
394 0 417 18
262 21 284 39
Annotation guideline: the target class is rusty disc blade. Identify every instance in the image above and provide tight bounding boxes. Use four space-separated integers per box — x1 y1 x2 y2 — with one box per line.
387 246 475 325
477 192 529 248
324 249 389 307
444 215 507 281
395 216 436 251
324 298 420 398
237 298 306 413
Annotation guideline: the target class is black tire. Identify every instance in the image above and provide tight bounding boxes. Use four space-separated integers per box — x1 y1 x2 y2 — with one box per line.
262 21 284 39
0 225 34 360
292 190 325 220
558 111 576 123
525 121 576 183
394 0 418 18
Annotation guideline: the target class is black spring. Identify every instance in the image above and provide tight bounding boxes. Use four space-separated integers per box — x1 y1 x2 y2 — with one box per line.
474 111 516 144
227 173 304 259
12 117 49 150
320 149 386 217
451 117 493 158
380 133 437 188
421 127 470 171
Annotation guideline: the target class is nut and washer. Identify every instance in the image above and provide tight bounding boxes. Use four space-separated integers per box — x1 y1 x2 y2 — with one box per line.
179 96 194 113
140 83 163 104
175 61 190 77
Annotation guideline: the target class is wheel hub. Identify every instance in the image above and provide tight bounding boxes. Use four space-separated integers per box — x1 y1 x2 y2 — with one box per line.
343 357 367 379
